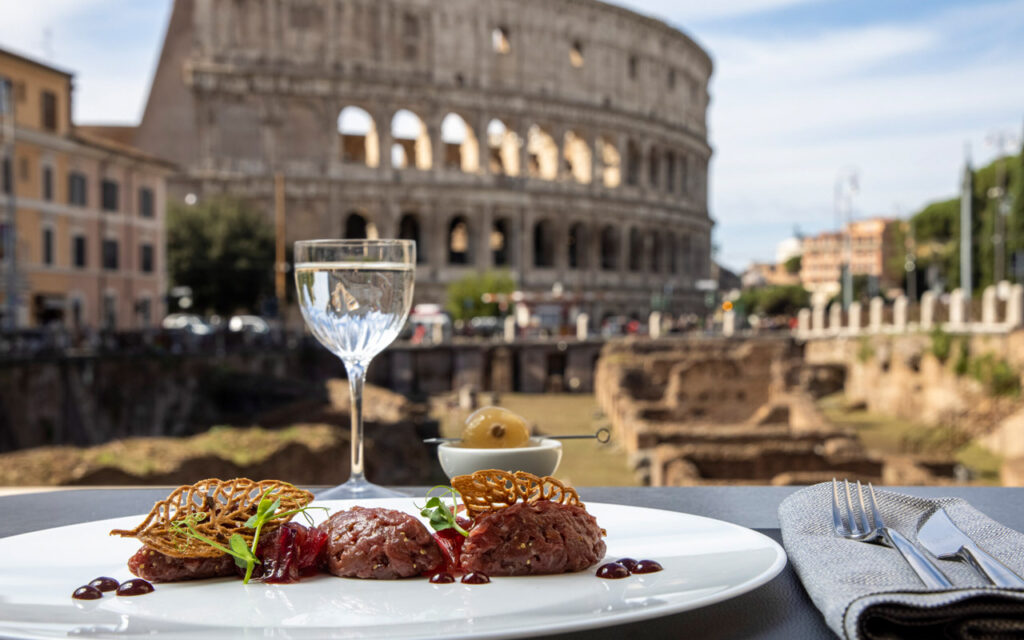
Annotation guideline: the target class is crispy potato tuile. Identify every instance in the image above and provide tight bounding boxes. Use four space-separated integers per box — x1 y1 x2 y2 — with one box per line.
109 478 313 558
451 470 583 518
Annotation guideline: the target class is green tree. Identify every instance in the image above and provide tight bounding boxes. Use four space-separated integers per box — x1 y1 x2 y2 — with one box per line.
167 197 275 315
445 270 517 321
783 254 801 275
736 285 809 316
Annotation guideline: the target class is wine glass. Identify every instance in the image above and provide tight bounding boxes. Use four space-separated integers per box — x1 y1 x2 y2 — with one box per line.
294 239 416 499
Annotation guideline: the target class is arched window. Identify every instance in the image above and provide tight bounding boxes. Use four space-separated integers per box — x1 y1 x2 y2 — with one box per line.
569 41 584 68
492 26 511 54
391 109 432 170
598 135 620 188
448 215 471 265
600 226 619 271
649 231 663 273
533 219 555 268
486 119 522 176
492 218 512 266
667 233 678 274
526 125 558 180
568 223 588 270
563 131 592 184
344 212 378 239
625 140 641 186
337 106 379 167
628 228 643 272
648 146 660 188
398 213 425 264
441 112 479 172
665 151 675 193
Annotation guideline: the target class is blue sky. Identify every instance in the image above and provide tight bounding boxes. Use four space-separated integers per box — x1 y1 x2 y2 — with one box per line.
2 0 1022 271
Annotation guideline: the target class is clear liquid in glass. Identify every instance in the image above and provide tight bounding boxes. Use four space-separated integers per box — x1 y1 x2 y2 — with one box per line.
295 262 415 363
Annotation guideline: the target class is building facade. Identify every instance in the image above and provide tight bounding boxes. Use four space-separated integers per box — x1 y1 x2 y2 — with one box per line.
800 218 901 297
133 0 714 320
0 48 171 330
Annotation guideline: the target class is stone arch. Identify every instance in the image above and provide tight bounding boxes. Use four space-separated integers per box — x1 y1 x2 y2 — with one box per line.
391 108 432 170
398 212 426 264
563 131 592 184
628 227 643 272
649 230 663 273
441 112 479 172
568 222 588 270
486 119 522 176
337 105 379 167
344 211 379 239
665 150 676 192
598 135 621 188
625 139 641 186
448 215 472 265
526 125 558 180
600 225 619 271
648 145 660 188
533 219 556 268
667 233 678 274
492 217 513 266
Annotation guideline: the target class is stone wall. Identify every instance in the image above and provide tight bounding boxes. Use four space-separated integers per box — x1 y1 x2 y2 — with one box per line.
595 336 882 486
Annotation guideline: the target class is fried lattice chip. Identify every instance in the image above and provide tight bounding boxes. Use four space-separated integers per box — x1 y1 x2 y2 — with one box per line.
109 478 313 558
451 469 583 518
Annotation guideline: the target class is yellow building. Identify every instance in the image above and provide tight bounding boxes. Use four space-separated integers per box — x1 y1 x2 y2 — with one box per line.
0 48 171 330
800 218 901 297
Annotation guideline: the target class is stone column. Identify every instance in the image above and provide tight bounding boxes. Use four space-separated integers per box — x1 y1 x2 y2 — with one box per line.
869 297 883 332
981 285 998 326
576 313 589 340
797 308 811 335
649 311 663 338
591 134 603 191
475 113 491 176
893 295 908 331
848 301 862 333
722 310 736 337
948 288 965 327
920 291 936 330
828 302 842 334
812 303 826 335
375 107 394 171
504 315 517 342
1007 284 1024 328
477 204 493 270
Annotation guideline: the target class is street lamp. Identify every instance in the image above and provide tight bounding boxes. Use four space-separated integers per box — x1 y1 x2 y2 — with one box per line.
834 167 859 310
986 130 1021 284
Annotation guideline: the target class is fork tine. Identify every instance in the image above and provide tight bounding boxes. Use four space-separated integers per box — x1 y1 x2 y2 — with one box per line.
831 478 847 535
843 480 862 535
866 483 883 530
855 481 873 533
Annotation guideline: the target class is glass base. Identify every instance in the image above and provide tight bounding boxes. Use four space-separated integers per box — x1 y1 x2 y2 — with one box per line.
316 477 408 501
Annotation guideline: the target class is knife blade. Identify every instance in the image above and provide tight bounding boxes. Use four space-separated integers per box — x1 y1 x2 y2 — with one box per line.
918 508 1024 588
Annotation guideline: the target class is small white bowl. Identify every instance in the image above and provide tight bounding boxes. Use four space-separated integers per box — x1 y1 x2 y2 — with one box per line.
438 438 562 479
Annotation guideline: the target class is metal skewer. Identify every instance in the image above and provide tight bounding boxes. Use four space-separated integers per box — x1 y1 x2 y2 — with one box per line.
423 427 611 445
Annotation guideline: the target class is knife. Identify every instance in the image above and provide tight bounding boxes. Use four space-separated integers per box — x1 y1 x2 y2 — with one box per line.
917 508 1024 588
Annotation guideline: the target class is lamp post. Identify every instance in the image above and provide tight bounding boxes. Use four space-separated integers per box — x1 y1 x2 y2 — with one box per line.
987 130 1021 284
0 76 17 330
834 168 859 310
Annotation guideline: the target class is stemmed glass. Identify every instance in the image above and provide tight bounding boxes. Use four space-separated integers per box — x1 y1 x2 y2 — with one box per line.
293 239 416 499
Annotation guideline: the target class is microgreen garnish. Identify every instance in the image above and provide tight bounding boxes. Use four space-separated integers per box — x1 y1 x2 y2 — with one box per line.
170 488 326 584
417 485 469 537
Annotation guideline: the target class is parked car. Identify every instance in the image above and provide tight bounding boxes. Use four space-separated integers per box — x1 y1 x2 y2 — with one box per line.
228 315 270 334
161 313 214 336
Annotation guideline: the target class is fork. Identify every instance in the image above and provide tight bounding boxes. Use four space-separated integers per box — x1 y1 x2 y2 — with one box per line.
832 479 953 589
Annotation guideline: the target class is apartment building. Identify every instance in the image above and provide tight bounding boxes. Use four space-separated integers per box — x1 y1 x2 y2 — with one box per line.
800 218 901 297
0 47 172 329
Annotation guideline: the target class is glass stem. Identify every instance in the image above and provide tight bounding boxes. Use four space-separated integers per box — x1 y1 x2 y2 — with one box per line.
344 360 367 483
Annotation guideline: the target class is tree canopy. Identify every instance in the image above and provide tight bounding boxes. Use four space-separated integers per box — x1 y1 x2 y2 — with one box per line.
167 197 275 315
445 271 516 321
736 285 809 317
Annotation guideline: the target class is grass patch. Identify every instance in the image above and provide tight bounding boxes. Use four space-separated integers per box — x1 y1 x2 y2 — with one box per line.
966 354 1020 397
929 327 953 363
856 338 874 363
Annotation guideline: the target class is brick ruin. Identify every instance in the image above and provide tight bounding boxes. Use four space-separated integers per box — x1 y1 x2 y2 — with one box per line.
595 336 886 486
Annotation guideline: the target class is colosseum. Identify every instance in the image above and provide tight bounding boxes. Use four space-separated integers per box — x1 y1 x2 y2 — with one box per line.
133 0 714 319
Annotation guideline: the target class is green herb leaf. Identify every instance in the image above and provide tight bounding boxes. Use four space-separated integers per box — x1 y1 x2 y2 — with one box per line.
229 534 253 570
416 486 469 537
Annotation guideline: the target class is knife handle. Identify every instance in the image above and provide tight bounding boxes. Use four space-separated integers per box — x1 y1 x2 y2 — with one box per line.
883 528 954 589
960 545 1024 588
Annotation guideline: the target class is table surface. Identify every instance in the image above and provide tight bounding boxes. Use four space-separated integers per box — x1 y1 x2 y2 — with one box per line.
2 485 1022 640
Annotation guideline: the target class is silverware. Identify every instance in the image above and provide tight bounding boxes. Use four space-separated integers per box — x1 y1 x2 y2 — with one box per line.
424 427 611 445
917 507 1024 588
832 479 953 589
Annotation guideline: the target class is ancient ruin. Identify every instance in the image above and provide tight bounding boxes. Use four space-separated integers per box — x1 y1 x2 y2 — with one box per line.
130 0 714 317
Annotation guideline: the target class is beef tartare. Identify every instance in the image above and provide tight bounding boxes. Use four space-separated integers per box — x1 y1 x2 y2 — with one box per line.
460 500 606 576
319 506 444 579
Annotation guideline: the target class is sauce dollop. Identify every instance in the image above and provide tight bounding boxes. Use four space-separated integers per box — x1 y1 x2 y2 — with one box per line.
429 572 456 584
116 579 155 596
616 558 638 572
632 560 663 574
461 571 490 584
88 577 119 592
596 562 630 579
72 585 103 600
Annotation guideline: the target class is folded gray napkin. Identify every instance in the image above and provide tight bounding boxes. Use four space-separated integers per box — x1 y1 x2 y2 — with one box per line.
778 483 1024 640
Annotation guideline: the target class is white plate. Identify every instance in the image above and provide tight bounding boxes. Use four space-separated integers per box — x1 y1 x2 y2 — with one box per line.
0 498 786 640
